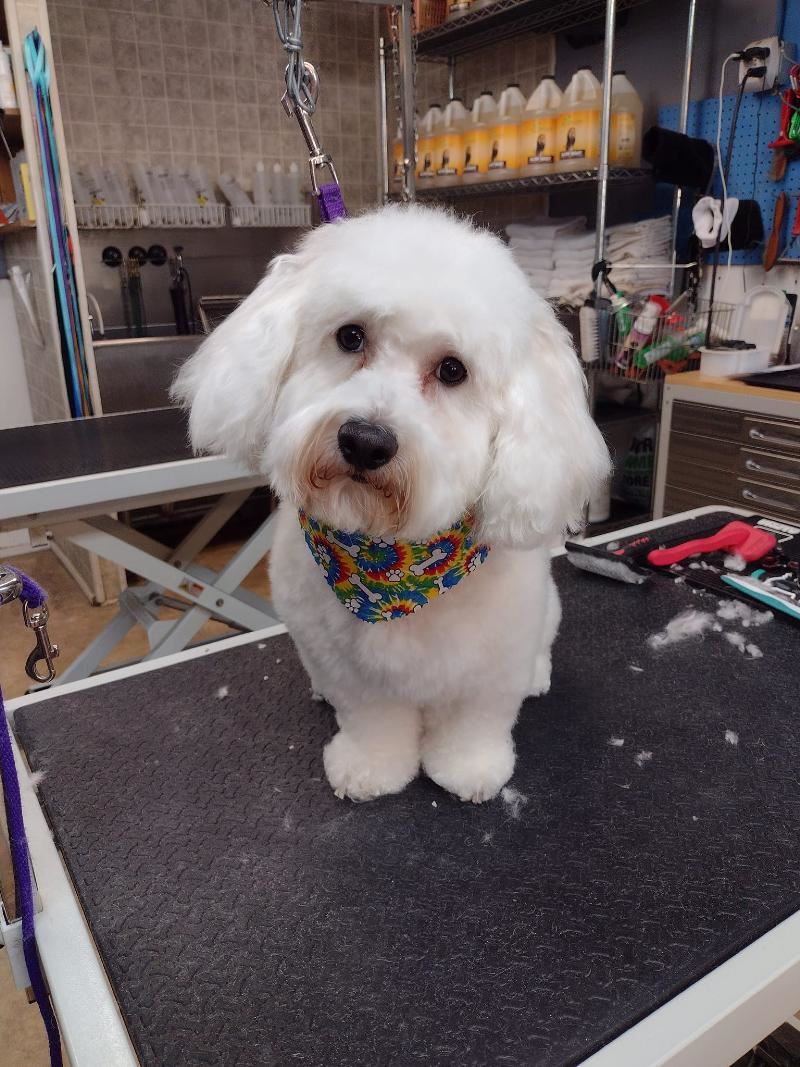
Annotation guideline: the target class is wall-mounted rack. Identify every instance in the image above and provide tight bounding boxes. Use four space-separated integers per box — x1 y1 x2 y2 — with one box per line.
415 167 652 198
415 0 652 58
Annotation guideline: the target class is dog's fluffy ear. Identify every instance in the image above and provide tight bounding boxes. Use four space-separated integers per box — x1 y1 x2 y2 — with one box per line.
171 253 301 469
478 309 610 548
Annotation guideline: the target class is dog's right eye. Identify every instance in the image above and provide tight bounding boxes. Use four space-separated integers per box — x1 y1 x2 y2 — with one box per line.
336 324 366 353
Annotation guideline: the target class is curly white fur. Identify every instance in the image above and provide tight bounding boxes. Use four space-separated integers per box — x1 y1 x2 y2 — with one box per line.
173 205 610 803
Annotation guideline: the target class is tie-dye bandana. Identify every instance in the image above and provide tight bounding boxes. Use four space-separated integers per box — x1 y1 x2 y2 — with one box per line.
298 510 490 623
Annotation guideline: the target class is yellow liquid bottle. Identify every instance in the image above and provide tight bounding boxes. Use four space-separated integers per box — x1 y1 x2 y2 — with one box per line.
417 103 443 186
487 83 526 179
609 70 643 167
462 91 497 185
520 75 563 178
437 97 469 186
557 66 601 173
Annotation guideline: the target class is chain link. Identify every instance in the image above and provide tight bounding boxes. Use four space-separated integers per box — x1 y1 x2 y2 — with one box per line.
265 0 318 115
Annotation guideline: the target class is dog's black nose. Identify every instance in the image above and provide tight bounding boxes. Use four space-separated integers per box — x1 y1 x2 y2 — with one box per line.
337 420 398 470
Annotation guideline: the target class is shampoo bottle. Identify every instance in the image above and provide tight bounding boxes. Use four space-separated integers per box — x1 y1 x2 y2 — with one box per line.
462 91 497 184
557 66 602 173
488 84 526 178
520 76 562 177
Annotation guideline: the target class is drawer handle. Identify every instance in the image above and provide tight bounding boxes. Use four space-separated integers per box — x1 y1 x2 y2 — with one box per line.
744 458 800 481
742 487 800 514
748 427 800 450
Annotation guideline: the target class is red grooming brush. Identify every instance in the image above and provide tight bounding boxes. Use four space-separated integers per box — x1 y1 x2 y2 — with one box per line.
646 521 776 567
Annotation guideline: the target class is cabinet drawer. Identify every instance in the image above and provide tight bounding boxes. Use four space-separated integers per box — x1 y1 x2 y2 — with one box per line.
743 418 800 455
666 457 740 498
737 479 800 519
671 402 744 442
668 432 740 474
739 448 800 488
663 484 735 516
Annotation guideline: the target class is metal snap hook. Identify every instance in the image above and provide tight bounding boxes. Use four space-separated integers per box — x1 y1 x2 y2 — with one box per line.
22 602 59 684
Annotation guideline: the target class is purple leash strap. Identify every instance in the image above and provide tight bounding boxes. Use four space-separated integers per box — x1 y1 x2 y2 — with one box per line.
1 568 63 1067
317 181 347 223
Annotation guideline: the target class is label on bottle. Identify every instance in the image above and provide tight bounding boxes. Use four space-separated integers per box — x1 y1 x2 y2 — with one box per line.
610 111 637 164
488 124 520 170
558 109 600 161
520 116 556 165
417 136 437 180
437 132 464 177
463 128 492 175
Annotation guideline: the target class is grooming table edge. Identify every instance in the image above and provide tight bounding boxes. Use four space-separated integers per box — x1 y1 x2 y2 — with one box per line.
4 507 800 1067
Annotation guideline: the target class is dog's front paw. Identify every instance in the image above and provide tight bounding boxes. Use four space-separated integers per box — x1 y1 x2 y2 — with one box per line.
323 730 418 802
423 733 515 803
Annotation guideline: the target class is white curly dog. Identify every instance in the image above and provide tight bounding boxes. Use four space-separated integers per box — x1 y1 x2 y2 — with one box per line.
174 205 609 803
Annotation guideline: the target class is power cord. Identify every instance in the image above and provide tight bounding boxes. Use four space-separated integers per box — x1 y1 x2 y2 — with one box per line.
706 56 761 344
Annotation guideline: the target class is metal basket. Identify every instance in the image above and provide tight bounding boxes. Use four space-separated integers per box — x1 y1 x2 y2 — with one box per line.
228 203 311 228
599 294 737 381
75 203 140 229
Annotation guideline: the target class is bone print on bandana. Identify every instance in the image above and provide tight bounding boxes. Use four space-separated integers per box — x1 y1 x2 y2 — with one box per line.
298 511 490 623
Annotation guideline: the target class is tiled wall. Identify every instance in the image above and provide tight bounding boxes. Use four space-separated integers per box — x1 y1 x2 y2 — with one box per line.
48 0 381 213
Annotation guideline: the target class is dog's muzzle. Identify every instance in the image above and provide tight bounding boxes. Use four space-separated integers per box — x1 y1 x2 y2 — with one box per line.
337 420 398 471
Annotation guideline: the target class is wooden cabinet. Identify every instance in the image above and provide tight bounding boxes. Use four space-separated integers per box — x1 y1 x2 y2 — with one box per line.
654 376 800 523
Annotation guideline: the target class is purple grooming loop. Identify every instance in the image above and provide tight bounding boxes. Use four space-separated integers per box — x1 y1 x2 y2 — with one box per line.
0 569 63 1067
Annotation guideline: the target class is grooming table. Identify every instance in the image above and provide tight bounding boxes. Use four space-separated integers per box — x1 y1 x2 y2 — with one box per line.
4 507 800 1067
0 409 277 682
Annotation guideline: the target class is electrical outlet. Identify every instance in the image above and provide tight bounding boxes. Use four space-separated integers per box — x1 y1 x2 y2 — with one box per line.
739 36 783 92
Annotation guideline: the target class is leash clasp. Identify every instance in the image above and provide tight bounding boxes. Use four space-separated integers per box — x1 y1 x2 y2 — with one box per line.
22 602 59 684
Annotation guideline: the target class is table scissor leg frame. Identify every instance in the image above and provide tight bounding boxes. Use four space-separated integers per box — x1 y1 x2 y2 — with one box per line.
51 491 278 685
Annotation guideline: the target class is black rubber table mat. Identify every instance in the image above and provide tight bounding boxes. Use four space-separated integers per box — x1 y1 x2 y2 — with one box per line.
15 514 800 1067
0 407 192 489
741 367 800 392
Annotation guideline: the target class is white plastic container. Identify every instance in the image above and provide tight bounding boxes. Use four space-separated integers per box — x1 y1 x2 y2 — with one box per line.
700 346 770 377
488 84 526 178
253 162 271 205
520 76 562 178
447 0 472 16
286 162 302 204
0 48 18 110
609 70 643 167
218 172 252 207
417 103 443 185
436 97 469 186
462 91 497 184
557 67 601 173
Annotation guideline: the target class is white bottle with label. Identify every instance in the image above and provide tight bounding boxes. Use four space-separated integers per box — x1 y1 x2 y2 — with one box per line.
520 76 562 178
436 97 469 186
487 84 526 179
417 103 443 185
253 161 272 205
609 70 643 167
557 66 602 173
286 161 302 204
462 91 497 185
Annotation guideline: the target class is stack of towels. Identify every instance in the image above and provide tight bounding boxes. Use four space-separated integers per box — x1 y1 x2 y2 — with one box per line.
507 215 674 306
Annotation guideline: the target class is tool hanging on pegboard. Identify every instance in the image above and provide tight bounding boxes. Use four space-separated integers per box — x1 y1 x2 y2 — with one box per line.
769 63 800 180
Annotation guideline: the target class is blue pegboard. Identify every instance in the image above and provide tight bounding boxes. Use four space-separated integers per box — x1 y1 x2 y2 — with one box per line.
658 2 800 266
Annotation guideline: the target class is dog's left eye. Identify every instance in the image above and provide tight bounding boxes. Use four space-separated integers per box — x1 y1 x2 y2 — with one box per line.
436 356 468 386
336 324 366 353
